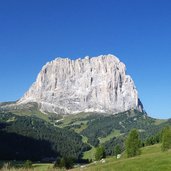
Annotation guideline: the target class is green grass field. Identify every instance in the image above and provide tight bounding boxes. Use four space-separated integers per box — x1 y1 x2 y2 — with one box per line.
1 144 171 171
0 163 65 171
72 144 171 171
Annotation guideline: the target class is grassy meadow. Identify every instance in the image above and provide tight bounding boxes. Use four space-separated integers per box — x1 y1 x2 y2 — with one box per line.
1 144 171 171
71 144 171 171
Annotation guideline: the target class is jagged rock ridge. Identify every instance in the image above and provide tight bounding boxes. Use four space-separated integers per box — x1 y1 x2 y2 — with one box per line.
18 54 143 114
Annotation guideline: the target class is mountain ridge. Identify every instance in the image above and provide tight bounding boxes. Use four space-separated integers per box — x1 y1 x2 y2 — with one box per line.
17 54 143 115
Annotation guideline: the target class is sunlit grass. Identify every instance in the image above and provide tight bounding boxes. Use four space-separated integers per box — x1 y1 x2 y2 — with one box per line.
72 144 171 171
99 130 121 143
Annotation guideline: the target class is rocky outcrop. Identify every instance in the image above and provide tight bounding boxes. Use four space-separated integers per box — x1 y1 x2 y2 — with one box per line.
18 54 143 114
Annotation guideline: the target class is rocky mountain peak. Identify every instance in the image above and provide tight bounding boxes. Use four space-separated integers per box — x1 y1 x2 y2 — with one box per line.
18 54 143 114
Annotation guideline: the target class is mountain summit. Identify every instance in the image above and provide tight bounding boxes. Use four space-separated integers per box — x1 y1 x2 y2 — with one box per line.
18 54 143 114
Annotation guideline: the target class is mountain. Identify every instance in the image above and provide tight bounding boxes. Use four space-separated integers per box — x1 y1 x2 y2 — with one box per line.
0 54 170 164
18 54 143 115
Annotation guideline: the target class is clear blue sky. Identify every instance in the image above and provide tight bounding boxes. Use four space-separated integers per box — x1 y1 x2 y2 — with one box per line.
0 0 171 119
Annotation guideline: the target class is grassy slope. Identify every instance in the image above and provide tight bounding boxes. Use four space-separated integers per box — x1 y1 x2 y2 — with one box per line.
99 130 121 143
83 147 96 161
154 119 167 125
53 111 170 161
0 102 50 122
1 144 171 171
72 144 171 171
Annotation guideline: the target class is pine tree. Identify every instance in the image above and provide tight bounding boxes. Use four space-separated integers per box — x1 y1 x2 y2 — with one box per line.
125 129 141 158
114 145 121 157
161 126 171 151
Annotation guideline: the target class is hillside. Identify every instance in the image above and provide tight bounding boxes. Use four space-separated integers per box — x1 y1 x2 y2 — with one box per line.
0 106 171 163
0 111 90 162
0 102 61 122
71 144 171 171
0 144 171 171
55 110 170 159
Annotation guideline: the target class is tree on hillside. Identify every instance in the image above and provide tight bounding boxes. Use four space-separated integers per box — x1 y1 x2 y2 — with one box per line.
54 157 74 169
161 126 171 151
145 132 161 146
95 146 106 161
114 145 121 157
125 129 141 158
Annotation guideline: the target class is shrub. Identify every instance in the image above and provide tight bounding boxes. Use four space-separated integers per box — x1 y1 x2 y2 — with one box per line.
95 146 106 161
54 157 74 169
23 160 32 168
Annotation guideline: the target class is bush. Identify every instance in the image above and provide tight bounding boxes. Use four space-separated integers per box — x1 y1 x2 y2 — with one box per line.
23 160 32 168
54 157 74 169
95 146 106 161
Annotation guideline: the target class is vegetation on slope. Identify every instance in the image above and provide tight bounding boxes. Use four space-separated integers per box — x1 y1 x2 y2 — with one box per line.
80 110 158 146
125 129 141 157
0 102 62 122
0 112 90 162
1 125 171 171
1 103 171 165
54 110 171 160
72 144 171 171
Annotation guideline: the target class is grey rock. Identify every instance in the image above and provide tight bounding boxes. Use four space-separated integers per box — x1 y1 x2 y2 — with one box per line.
18 54 143 114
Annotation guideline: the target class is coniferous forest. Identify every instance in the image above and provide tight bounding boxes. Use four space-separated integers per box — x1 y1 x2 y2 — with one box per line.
0 112 90 162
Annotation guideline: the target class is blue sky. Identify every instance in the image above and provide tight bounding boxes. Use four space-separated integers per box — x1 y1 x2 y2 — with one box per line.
0 0 171 119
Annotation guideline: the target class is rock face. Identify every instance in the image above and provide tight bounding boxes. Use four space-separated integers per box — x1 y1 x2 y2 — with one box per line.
18 54 143 114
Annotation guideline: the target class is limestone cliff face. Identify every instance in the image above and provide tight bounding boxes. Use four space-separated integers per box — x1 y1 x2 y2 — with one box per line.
18 54 143 114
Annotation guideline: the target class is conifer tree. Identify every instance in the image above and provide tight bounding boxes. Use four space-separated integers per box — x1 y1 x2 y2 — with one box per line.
114 145 121 157
125 129 141 158
161 126 171 151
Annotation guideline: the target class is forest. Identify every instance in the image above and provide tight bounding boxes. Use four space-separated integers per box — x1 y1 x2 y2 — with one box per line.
0 112 90 162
